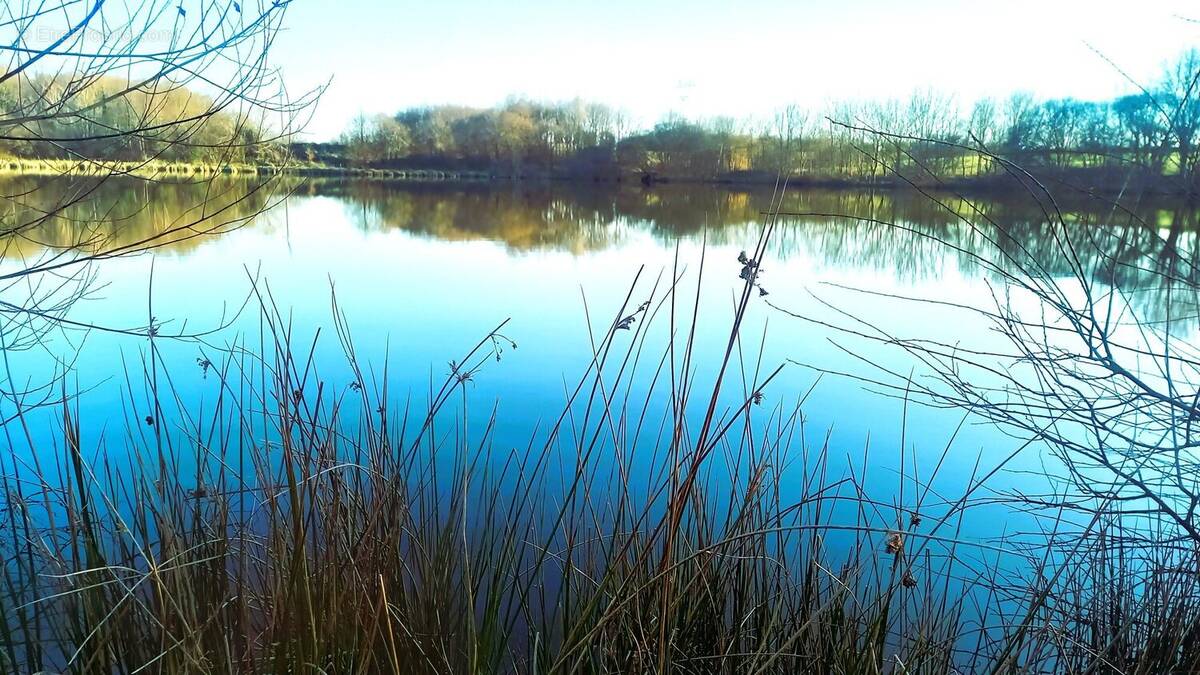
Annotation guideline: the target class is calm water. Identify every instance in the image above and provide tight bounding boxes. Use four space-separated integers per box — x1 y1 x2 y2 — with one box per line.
2 177 1195 540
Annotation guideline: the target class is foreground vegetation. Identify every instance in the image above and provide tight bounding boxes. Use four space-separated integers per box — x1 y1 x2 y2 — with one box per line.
3 225 1200 672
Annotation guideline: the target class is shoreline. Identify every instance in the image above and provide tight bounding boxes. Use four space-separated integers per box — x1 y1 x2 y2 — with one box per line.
1 157 1192 197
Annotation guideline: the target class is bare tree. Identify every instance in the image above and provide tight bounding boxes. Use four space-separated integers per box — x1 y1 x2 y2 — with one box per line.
770 104 808 174
770 115 1200 554
0 0 318 415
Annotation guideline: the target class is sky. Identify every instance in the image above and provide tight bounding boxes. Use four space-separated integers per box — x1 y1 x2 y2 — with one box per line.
271 0 1200 140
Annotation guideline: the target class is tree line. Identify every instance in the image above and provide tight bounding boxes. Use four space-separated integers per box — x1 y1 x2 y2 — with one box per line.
320 49 1200 189
0 75 278 166
2 50 1197 190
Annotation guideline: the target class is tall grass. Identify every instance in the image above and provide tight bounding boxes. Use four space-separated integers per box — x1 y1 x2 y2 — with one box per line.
2 228 1200 673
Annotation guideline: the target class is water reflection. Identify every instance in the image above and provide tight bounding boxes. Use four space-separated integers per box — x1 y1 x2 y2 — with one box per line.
0 175 281 259
317 181 1200 325
3 176 1197 323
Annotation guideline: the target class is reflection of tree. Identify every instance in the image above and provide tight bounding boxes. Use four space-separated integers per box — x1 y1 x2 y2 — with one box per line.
7 176 1196 323
323 181 624 254
327 182 1200 324
0 176 278 259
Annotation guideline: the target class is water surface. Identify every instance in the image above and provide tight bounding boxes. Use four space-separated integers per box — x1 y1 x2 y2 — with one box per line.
2 177 1195 539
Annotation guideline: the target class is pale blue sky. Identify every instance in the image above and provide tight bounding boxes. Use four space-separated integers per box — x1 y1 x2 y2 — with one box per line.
272 0 1200 140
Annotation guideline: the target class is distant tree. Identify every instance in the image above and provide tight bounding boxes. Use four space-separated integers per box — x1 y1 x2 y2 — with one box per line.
582 102 618 149
342 113 374 164
373 116 411 163
451 112 498 165
903 90 960 173
496 109 536 171
632 117 723 177
611 109 633 145
708 116 738 173
1076 101 1117 164
769 104 808 174
967 98 1000 147
1001 93 1043 159
1114 93 1169 170
1037 99 1085 165
401 108 456 158
306 56 1200 186
1156 48 1200 181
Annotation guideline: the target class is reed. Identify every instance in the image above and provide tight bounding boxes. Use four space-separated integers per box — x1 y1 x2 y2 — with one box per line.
1 235 1198 674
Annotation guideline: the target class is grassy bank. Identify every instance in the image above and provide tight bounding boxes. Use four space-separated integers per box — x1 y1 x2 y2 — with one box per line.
3 154 1194 198
0 157 271 179
0 156 495 181
2 228 1198 674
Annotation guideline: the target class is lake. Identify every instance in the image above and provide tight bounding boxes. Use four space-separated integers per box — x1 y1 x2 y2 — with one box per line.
1 176 1194 546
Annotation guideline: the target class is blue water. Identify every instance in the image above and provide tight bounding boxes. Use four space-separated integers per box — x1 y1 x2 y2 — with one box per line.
2 179 1187 570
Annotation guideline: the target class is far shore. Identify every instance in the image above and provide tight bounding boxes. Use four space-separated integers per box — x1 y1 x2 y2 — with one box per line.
2 156 1193 197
